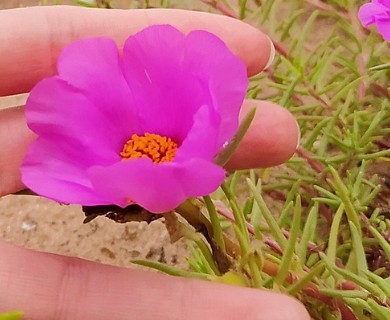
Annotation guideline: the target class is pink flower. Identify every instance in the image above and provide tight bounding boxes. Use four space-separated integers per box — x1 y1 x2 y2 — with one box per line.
358 0 390 41
21 25 248 213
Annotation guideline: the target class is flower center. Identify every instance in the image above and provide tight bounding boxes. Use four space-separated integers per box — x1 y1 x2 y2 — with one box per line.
120 133 178 164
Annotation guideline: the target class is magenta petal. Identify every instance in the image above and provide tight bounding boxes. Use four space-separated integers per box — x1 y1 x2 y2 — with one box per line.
26 77 122 163
359 2 383 26
21 138 106 205
175 105 220 162
183 30 248 147
377 18 390 40
378 0 390 9
359 1 390 26
123 25 210 143
57 37 140 136
122 25 247 147
22 25 247 210
88 158 225 213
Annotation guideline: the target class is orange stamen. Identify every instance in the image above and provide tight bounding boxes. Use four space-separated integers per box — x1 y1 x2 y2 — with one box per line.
120 133 178 164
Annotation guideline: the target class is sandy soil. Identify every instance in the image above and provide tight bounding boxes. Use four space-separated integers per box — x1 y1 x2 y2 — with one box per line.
0 195 188 268
0 0 188 269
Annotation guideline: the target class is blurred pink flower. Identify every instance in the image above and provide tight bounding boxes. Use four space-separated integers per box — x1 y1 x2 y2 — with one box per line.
21 25 248 213
358 0 390 41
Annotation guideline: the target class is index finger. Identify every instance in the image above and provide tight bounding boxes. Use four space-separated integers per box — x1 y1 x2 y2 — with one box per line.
0 6 273 96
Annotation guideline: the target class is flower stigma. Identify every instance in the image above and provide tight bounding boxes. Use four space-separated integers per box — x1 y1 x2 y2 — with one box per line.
120 133 178 164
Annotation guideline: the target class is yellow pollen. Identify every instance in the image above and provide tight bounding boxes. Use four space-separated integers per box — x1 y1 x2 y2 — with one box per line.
120 133 178 164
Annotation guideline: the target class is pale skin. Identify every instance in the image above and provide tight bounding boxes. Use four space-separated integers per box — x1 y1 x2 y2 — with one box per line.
0 6 308 320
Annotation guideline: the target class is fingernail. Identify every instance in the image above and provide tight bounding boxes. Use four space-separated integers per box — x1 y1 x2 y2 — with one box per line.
296 120 301 149
264 37 275 69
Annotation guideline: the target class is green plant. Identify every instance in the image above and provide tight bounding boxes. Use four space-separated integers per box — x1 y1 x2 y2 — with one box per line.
130 1 389 319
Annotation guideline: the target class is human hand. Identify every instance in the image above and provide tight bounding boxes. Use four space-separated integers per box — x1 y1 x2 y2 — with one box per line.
0 6 306 320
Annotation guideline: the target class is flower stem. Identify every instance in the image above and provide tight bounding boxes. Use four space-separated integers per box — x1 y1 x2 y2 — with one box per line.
131 259 209 280
203 195 226 253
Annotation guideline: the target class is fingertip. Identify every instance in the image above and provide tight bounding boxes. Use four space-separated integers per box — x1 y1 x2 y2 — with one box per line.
263 37 275 70
0 106 33 196
243 25 273 75
145 9 271 76
227 100 299 170
222 19 272 76
186 278 310 320
250 293 310 320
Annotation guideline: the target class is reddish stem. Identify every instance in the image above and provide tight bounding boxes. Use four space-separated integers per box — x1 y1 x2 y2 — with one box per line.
214 201 283 255
296 147 324 174
305 0 349 19
200 0 238 18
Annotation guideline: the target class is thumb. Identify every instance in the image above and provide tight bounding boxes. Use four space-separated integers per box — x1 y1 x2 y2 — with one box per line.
0 240 310 320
